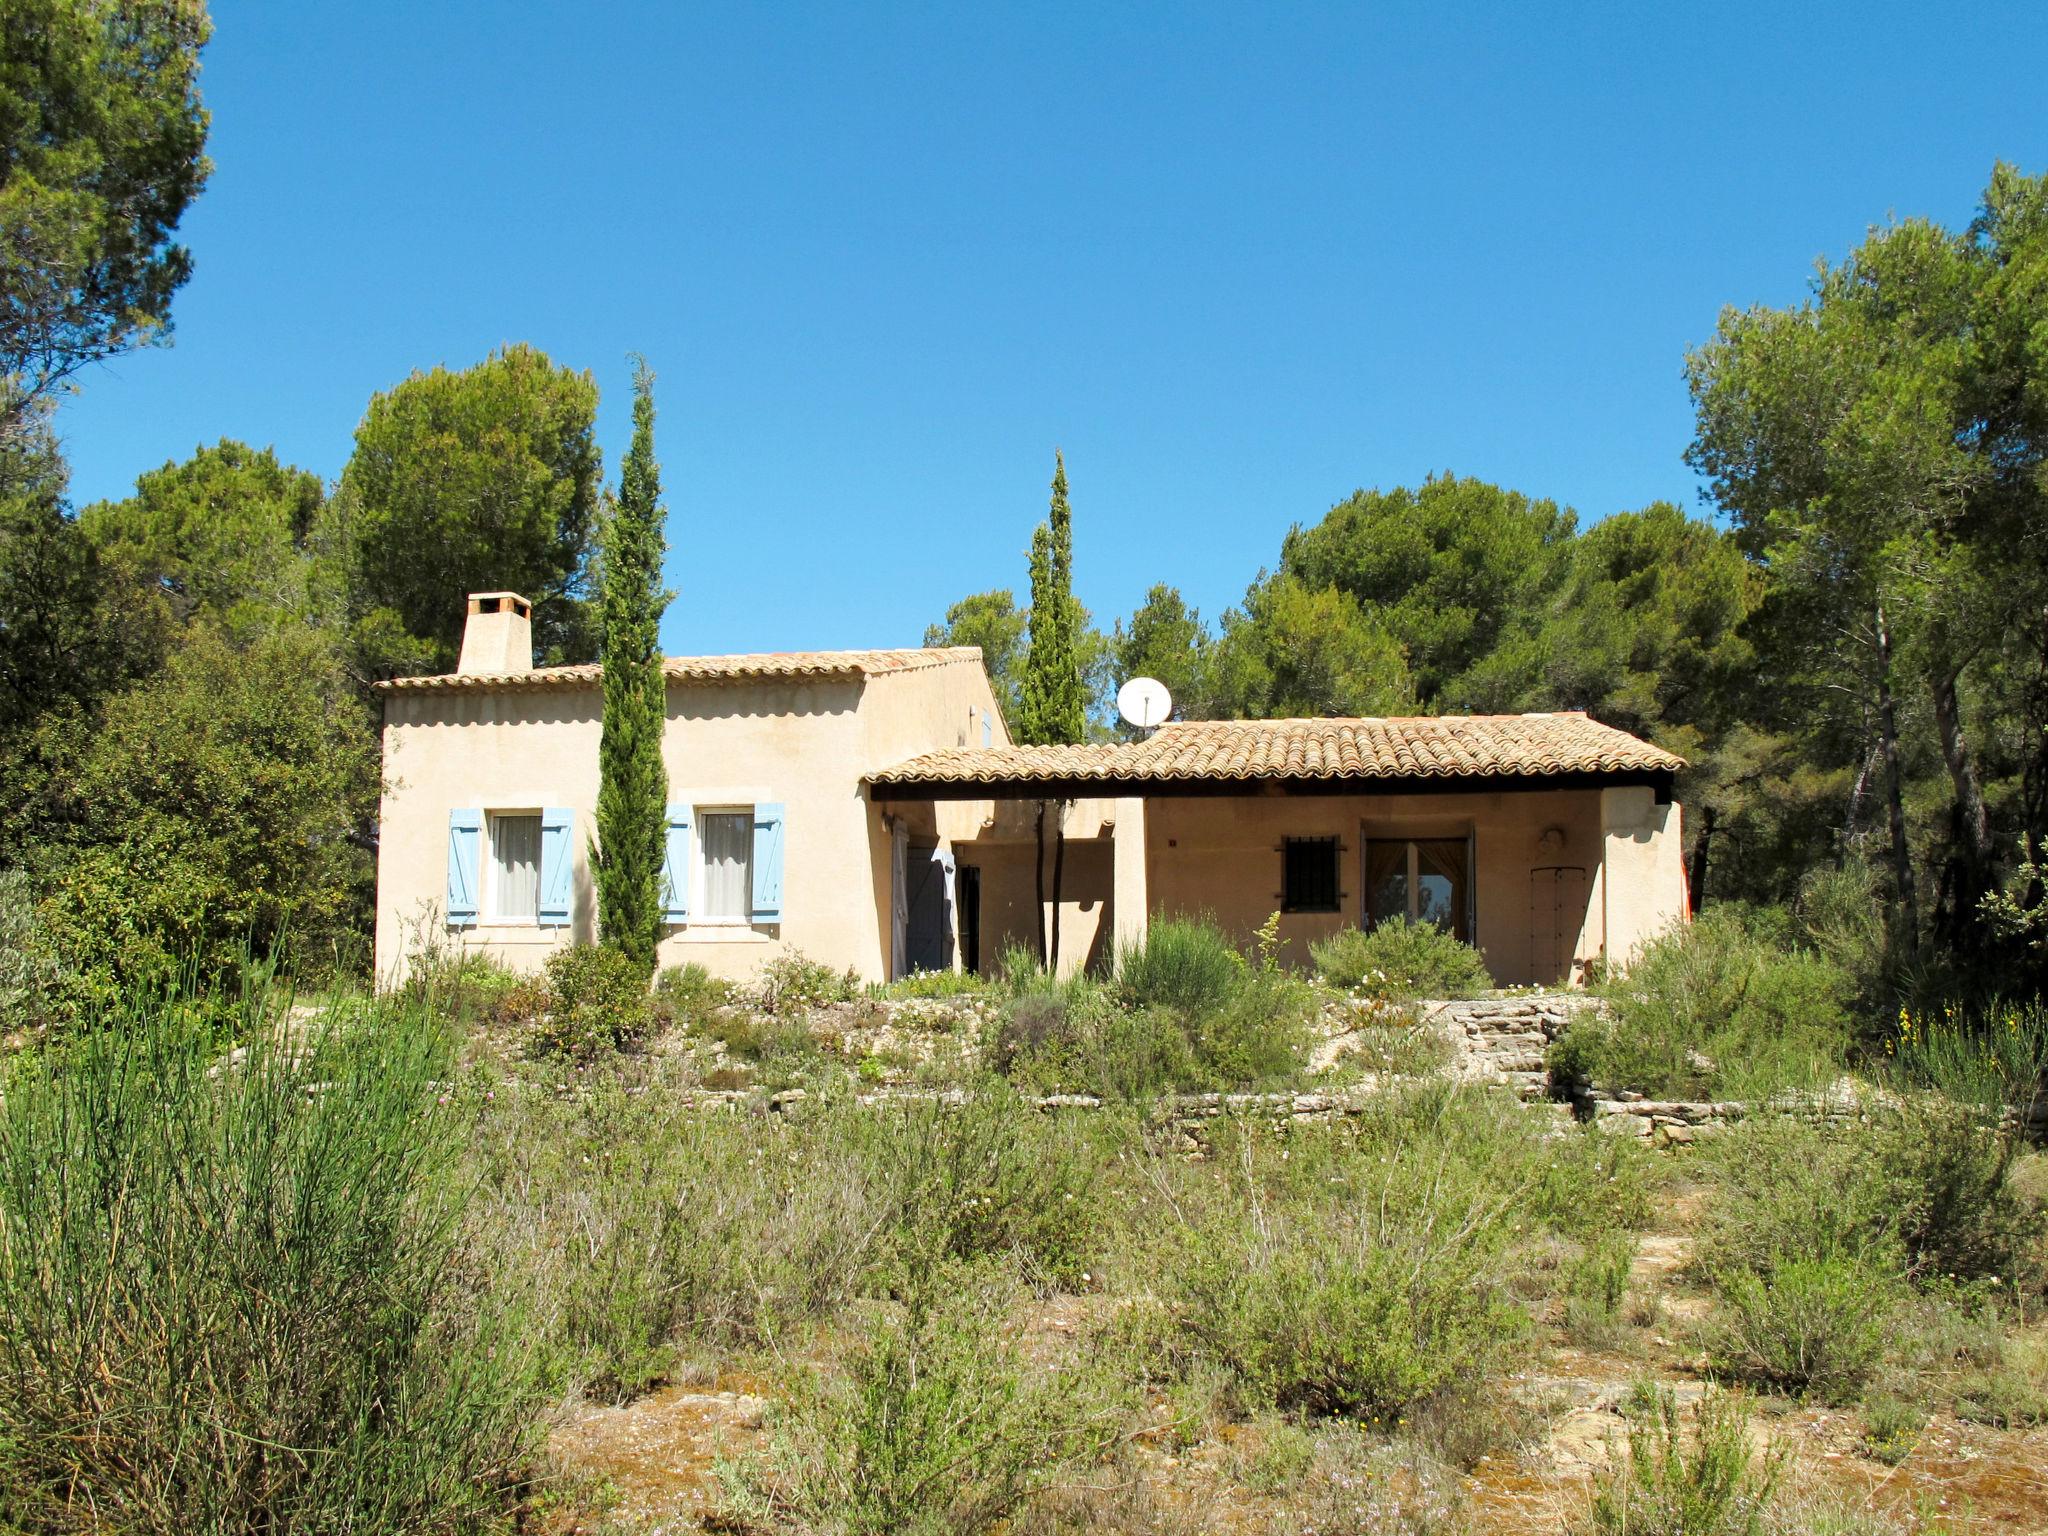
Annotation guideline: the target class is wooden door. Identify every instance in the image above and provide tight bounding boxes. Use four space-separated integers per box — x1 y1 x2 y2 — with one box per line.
1529 865 1588 985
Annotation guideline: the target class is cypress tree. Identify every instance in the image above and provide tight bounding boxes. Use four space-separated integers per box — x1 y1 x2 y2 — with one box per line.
1015 451 1087 965
1016 451 1086 745
594 360 671 973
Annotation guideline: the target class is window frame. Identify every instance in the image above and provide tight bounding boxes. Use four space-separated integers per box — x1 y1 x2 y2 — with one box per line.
1280 835 1343 914
693 804 756 926
1361 834 1474 943
485 809 544 925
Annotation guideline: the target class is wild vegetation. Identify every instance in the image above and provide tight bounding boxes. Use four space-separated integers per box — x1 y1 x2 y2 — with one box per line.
4 936 2040 1533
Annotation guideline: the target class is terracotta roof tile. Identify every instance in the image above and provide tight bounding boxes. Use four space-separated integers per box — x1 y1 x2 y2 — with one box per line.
869 714 1684 787
375 647 982 693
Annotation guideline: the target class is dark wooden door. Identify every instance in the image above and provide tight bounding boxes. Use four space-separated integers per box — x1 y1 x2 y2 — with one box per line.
904 842 953 975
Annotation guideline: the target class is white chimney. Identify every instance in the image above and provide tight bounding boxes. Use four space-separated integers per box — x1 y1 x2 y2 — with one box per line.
457 592 534 674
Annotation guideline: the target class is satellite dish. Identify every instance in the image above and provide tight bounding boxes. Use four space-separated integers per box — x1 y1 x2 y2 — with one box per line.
1116 676 1173 731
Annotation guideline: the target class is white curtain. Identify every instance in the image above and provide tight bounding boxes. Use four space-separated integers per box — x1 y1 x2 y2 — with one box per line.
700 811 753 920
491 814 540 920
889 819 909 978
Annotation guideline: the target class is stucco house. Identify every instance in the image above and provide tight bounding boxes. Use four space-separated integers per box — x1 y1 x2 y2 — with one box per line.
372 592 1689 988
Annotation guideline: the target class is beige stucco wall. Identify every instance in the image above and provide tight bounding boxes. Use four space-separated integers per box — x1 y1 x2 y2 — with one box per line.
1592 786 1689 971
1140 787 1664 986
373 656 1009 987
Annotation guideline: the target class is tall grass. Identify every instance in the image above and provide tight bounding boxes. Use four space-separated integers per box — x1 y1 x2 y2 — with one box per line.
0 979 538 1533
1884 998 2048 1112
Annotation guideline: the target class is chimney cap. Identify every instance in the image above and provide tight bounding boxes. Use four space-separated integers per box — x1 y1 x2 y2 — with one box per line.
466 591 532 618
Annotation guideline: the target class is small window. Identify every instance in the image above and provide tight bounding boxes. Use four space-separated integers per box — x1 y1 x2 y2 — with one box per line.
698 809 754 922
1283 837 1341 913
490 812 541 922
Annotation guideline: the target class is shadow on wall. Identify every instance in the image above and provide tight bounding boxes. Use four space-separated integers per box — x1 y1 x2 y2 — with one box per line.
573 858 597 946
394 678 864 731
667 680 861 725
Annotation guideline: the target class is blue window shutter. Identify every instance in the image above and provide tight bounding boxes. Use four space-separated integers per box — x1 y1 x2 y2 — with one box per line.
539 808 574 924
661 805 693 924
751 802 785 922
982 714 993 748
447 809 482 927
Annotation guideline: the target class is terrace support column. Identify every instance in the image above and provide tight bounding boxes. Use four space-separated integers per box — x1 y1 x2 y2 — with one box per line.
1599 785 1686 974
1112 796 1149 959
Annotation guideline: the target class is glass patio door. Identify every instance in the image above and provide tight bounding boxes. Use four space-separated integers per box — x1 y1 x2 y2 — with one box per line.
1363 836 1472 943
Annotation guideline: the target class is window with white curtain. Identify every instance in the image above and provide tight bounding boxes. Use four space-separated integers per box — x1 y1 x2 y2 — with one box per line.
490 812 541 922
698 810 753 921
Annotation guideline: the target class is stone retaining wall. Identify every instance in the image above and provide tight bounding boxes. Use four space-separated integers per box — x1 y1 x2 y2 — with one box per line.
641 988 2046 1151
1418 992 2048 1146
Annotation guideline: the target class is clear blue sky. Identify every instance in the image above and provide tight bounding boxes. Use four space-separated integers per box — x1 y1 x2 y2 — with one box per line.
52 1 2048 658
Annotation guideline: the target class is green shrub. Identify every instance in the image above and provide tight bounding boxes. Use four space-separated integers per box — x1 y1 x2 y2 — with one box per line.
1311 917 1491 1000
1563 1228 1637 1343
1859 1392 1924 1463
697 1006 830 1089
758 948 860 1012
1693 1105 2044 1296
1704 1255 1897 1402
1557 908 1853 1099
1118 916 1245 1018
1689 1116 1901 1280
1586 1388 1783 1536
992 955 1308 1099
1794 858 1892 1009
655 959 734 1022
1870 1096 2045 1288
525 943 655 1061
27 626 379 1020
471 1080 1111 1402
401 943 530 1025
994 942 1046 992
0 868 57 1038
1150 1093 1558 1422
851 1085 1107 1288
1954 1334 2048 1427
720 1264 1126 1536
1189 969 1316 1086
0 979 536 1529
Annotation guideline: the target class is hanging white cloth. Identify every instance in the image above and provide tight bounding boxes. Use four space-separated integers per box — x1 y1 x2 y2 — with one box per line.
889 818 909 979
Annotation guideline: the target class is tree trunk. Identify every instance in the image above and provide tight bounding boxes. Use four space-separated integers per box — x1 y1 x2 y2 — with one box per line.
1842 741 1876 861
1688 804 1716 915
1875 602 1920 954
1930 663 1993 866
1930 662 1997 954
1032 801 1048 966
1050 804 1067 974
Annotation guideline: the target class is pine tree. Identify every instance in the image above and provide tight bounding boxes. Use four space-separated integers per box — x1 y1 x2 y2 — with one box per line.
594 360 670 973
1014 452 1087 966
